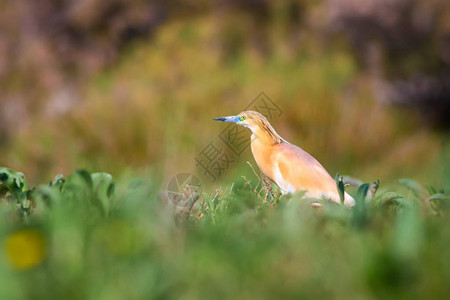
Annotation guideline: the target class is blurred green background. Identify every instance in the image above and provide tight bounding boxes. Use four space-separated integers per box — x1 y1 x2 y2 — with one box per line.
1 1 450 299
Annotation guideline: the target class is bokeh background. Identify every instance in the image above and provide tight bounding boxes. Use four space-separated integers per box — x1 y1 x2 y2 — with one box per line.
1 2 450 300
1 0 449 189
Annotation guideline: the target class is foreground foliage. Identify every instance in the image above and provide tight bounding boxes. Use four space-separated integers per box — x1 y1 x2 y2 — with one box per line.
0 167 449 299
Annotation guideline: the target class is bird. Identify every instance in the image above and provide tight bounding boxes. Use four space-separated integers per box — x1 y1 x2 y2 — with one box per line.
213 110 355 206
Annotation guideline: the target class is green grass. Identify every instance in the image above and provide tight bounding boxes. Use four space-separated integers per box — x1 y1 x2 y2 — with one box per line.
1 167 449 299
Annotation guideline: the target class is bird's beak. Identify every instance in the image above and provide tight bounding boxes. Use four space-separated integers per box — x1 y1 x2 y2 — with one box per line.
212 116 240 123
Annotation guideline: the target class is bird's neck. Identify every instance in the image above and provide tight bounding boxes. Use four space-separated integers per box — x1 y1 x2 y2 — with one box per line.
250 124 282 182
251 123 282 146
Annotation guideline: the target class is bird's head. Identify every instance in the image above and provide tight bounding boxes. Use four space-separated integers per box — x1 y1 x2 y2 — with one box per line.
213 111 264 129
213 111 282 145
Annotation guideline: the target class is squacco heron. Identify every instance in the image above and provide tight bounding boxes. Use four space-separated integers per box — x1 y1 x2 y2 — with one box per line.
213 111 355 206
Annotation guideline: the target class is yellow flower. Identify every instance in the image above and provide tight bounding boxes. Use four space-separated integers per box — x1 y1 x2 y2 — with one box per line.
4 229 47 270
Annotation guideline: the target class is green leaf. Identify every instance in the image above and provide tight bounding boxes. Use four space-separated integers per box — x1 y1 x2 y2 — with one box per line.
398 178 426 198
75 169 93 188
379 192 405 206
92 172 116 215
51 174 66 190
425 185 437 195
426 193 450 212
367 180 380 201
334 173 345 205
0 167 28 200
352 183 370 228
356 183 370 202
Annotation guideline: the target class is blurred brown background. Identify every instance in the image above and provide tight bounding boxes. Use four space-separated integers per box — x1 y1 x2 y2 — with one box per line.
0 0 449 187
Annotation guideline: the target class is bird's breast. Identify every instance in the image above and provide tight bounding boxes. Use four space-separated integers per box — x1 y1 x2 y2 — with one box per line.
251 140 296 195
250 138 276 181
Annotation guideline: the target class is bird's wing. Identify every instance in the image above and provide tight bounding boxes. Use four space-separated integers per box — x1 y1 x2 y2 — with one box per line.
272 143 341 203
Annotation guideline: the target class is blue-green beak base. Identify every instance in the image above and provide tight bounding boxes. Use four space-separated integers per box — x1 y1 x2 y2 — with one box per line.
213 116 240 123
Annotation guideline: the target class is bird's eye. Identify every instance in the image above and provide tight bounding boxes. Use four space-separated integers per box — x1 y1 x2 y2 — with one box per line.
239 115 246 121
